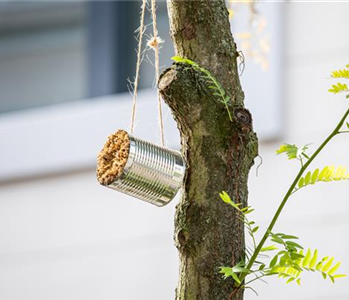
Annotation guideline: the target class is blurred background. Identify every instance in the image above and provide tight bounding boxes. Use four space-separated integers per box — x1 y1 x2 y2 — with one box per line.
0 1 348 299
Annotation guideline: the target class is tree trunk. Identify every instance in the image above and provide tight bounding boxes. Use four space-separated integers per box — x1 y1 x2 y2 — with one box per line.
159 1 258 299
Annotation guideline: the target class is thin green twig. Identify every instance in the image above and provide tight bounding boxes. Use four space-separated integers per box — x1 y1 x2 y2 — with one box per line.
240 106 349 282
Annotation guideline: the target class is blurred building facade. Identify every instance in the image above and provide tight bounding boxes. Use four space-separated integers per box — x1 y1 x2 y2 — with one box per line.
0 2 348 300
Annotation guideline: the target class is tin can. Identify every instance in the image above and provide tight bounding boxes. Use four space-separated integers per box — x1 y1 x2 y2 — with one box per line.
106 135 185 206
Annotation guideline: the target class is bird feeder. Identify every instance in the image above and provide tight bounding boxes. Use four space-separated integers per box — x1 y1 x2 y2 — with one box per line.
97 130 185 206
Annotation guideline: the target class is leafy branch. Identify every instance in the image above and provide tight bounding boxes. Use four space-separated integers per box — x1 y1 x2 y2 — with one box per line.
172 56 233 121
219 64 349 295
219 193 345 294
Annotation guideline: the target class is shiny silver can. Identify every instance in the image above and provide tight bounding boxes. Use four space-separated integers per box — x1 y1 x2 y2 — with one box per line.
107 135 185 206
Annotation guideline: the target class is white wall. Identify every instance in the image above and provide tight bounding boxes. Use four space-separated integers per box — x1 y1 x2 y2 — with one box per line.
1 2 349 300
0 171 179 300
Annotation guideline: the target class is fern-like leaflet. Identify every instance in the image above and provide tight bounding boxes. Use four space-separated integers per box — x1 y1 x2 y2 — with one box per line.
328 82 349 94
276 144 310 160
295 165 349 192
267 248 345 285
331 68 349 79
172 56 233 121
328 64 349 98
276 143 310 167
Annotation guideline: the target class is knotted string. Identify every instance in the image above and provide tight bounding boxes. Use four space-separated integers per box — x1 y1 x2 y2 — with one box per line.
130 0 165 146
150 0 164 146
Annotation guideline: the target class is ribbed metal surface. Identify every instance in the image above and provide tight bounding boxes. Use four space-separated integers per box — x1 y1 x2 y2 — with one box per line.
107 135 185 206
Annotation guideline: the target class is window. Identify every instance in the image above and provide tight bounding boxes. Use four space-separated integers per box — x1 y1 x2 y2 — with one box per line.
0 2 87 113
0 2 283 182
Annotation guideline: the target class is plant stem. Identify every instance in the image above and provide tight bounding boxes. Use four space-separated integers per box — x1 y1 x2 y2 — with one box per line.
241 106 349 281
244 274 267 286
225 103 233 122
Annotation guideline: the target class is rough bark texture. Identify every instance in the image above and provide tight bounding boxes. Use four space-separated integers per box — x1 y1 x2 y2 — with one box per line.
159 1 258 299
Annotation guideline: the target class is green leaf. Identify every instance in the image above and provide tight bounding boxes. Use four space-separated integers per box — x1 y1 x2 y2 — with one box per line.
271 237 284 245
261 245 278 252
311 169 319 184
219 191 232 204
318 167 329 181
244 209 255 215
333 274 346 279
270 255 278 268
316 257 328 270
298 177 305 188
334 166 346 180
309 249 318 269
219 267 241 284
230 272 241 284
304 171 311 185
232 267 250 274
265 271 279 276
259 264 266 270
328 262 341 275
322 257 334 272
290 253 305 261
276 144 288 155
252 226 259 233
171 56 197 66
219 192 240 210
286 277 295 284
296 278 301 285
282 235 299 240
280 253 290 266
276 144 298 160
346 122 349 129
286 241 304 250
302 249 312 267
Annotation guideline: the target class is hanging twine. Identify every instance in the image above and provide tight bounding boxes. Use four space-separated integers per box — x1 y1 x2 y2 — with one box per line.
148 0 165 146
130 0 165 146
130 0 147 134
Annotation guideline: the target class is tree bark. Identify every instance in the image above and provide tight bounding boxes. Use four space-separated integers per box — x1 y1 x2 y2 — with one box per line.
159 1 258 299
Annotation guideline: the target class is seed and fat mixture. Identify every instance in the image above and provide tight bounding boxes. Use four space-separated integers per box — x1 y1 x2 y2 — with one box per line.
96 130 130 185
